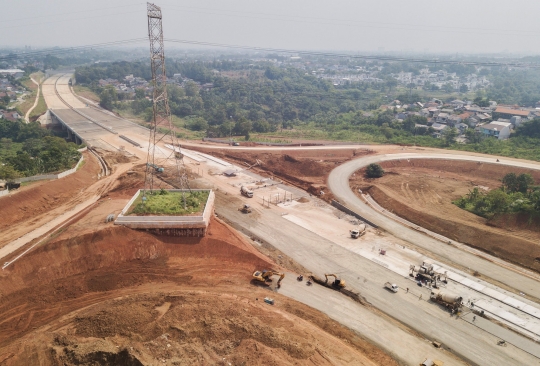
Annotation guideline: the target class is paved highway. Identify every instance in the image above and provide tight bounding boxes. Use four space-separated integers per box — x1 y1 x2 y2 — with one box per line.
36 75 540 364
328 153 540 301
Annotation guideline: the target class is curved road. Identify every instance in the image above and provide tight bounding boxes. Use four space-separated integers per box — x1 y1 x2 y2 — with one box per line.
328 153 540 300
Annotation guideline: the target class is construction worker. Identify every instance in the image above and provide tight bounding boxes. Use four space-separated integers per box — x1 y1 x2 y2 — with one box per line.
406 287 409 293
419 294 422 300
473 316 476 322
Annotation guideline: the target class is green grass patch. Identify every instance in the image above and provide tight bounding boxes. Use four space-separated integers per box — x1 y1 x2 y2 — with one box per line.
128 190 209 216
30 87 47 119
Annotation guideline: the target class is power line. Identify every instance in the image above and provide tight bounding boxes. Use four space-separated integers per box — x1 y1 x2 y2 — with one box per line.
164 38 540 69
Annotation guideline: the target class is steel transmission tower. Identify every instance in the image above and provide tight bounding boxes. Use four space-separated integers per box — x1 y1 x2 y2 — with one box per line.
144 3 189 202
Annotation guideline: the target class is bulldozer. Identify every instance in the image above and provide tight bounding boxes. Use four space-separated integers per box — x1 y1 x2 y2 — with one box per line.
325 274 346 289
239 204 252 213
253 270 285 288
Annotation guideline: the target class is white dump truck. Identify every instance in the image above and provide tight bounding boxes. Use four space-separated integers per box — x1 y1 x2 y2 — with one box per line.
384 282 399 292
240 186 253 198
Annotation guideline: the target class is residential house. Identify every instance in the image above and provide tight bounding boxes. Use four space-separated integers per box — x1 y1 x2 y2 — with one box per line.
431 122 449 133
447 115 462 127
436 112 449 123
479 121 512 140
456 123 468 134
494 106 531 119
0 110 20 121
510 116 522 128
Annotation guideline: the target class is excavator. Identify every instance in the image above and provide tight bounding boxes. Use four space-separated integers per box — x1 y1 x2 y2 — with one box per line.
325 274 346 289
252 270 285 288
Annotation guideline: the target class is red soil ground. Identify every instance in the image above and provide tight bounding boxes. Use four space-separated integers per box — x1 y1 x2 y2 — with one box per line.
0 163 395 366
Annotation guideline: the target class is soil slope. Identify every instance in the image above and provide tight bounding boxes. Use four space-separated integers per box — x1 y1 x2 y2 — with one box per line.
350 159 540 272
0 165 394 366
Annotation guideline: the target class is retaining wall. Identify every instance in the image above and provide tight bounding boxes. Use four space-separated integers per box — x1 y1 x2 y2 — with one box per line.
331 199 379 228
12 155 84 183
115 189 215 232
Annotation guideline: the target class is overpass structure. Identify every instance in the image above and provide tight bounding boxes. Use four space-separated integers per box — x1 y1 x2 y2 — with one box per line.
43 74 150 154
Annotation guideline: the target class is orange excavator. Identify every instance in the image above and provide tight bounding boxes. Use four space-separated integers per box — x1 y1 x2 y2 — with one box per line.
252 270 285 288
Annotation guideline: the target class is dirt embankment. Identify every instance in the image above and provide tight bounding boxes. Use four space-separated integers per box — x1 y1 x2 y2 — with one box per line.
0 217 394 366
191 147 372 202
350 159 540 272
0 151 100 233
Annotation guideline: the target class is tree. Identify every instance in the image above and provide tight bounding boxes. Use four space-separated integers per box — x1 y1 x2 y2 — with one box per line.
517 173 534 194
365 163 384 178
443 83 454 93
459 84 469 93
502 173 519 193
186 117 208 131
444 127 458 146
0 163 21 181
99 86 118 110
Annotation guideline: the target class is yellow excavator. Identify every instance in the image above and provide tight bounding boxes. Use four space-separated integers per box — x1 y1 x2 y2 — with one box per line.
325 274 346 289
253 270 285 288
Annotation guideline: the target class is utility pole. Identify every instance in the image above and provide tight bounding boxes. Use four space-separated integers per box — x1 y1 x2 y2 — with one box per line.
144 2 190 208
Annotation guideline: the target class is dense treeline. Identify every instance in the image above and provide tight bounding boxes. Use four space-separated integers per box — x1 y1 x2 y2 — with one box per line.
454 173 540 218
0 120 81 180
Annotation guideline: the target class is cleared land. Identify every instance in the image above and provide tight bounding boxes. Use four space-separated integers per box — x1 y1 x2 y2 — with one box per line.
350 159 540 272
0 173 394 365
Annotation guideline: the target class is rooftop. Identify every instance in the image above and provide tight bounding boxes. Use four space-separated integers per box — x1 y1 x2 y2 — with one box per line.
494 107 530 117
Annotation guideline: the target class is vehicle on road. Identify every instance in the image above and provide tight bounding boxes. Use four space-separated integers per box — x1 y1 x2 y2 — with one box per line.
430 290 463 312
240 186 253 198
420 358 444 366
349 223 366 238
384 282 399 292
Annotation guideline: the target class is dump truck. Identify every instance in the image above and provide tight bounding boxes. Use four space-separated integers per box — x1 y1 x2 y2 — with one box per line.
384 282 399 292
240 186 253 198
430 290 462 311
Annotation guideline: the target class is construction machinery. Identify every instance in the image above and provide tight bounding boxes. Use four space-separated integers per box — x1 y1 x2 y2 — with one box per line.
240 185 253 198
325 274 346 289
410 261 447 288
252 270 285 288
239 204 252 213
420 358 444 366
430 290 463 312
350 223 366 238
146 163 164 173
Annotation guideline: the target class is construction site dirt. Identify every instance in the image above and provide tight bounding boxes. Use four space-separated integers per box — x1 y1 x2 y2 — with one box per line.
0 161 396 366
188 147 373 202
350 158 540 273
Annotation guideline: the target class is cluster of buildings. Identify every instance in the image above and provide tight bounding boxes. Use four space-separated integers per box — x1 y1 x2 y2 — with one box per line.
0 78 24 105
0 110 21 121
98 74 150 96
393 69 490 91
390 99 540 141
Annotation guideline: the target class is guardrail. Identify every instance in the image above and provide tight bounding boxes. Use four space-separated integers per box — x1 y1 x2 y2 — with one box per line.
331 199 379 228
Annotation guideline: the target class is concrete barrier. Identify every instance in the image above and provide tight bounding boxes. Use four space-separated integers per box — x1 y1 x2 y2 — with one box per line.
0 189 9 197
331 200 379 228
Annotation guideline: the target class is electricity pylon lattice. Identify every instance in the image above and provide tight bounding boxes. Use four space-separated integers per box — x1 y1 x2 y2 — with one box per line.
144 2 189 198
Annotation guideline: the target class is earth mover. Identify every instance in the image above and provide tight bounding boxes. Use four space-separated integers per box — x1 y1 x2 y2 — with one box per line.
325 273 346 289
239 204 252 213
253 270 285 288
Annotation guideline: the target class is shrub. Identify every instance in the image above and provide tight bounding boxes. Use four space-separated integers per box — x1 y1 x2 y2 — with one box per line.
365 163 384 178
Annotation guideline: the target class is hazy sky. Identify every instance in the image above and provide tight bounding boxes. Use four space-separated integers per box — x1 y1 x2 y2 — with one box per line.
3 0 540 54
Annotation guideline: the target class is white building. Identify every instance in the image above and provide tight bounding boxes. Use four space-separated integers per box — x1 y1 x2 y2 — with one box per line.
479 121 512 140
